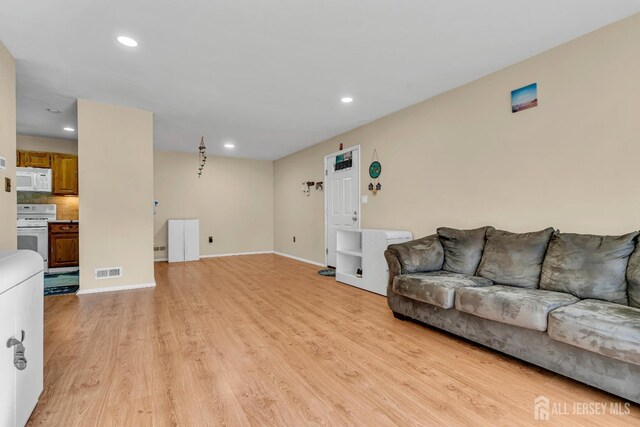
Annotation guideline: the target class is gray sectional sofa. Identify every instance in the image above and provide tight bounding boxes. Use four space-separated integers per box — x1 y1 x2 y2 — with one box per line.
384 226 640 403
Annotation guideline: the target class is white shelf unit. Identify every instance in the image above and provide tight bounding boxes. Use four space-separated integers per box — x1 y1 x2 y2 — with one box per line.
336 229 412 295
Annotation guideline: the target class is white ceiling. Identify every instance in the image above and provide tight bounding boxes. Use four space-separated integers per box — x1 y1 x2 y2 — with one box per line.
1 1 638 160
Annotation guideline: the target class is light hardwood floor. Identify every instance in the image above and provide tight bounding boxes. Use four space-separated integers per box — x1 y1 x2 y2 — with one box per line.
29 254 639 426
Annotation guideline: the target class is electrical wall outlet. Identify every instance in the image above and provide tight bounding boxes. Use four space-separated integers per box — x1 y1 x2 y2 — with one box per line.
5 177 11 193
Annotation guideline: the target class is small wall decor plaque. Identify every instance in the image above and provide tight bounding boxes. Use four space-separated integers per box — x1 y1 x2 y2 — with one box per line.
511 83 538 113
334 151 352 171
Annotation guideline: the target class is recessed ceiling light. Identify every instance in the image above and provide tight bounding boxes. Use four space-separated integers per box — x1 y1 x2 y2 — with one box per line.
341 96 354 103
117 36 138 47
63 127 75 132
224 143 235 149
46 108 61 113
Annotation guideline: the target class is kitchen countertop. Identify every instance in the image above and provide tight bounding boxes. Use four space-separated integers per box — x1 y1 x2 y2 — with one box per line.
49 220 79 224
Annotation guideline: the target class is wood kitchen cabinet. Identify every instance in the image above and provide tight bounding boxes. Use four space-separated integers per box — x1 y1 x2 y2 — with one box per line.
16 150 78 195
49 223 79 268
51 153 78 195
18 150 51 168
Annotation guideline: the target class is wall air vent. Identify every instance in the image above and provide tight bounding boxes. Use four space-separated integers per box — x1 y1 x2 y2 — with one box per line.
95 267 123 279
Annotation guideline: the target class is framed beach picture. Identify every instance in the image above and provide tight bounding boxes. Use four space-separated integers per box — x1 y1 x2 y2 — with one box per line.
511 83 538 113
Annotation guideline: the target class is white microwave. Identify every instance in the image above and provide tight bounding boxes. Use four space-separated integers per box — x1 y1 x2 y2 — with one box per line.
16 167 52 192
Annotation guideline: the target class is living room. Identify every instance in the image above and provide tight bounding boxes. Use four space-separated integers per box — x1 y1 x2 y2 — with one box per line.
1 1 640 425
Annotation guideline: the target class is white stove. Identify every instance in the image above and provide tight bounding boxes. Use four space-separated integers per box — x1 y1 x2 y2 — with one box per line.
17 204 57 273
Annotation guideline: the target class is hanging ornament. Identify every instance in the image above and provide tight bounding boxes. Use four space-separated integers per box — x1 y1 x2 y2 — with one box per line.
368 149 382 194
197 136 207 178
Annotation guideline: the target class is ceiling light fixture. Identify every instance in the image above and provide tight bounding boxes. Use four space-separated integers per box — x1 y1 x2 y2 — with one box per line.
117 35 138 47
224 143 235 149
341 96 354 103
63 127 75 132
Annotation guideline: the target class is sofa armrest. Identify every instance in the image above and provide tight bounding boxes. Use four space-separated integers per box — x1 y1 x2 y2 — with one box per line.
384 250 403 293
386 234 444 275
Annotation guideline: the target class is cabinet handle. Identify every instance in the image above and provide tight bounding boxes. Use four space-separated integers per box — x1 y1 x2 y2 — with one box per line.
6 330 27 370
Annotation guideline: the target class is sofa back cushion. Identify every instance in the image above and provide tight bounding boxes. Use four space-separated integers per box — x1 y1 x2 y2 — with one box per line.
627 241 640 308
477 227 555 288
436 226 489 275
540 232 638 304
387 234 444 274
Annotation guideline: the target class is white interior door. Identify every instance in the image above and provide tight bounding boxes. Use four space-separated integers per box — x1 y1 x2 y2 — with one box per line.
325 147 360 267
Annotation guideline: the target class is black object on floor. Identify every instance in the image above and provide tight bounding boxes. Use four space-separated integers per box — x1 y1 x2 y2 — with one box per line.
44 271 80 296
44 285 79 296
318 268 336 277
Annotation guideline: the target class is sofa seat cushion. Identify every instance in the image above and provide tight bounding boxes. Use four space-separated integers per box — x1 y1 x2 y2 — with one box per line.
455 285 579 331
548 299 640 366
392 271 493 309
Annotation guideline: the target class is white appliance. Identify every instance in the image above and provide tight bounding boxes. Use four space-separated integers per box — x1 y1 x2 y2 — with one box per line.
16 168 52 193
0 251 44 427
17 205 57 273
336 229 413 295
168 219 200 262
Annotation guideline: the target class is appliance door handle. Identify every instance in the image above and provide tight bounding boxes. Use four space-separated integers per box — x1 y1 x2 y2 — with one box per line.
6 330 27 370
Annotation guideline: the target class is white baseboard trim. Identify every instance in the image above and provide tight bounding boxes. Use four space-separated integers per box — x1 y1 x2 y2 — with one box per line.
155 251 274 262
77 282 156 295
200 251 274 259
274 252 326 267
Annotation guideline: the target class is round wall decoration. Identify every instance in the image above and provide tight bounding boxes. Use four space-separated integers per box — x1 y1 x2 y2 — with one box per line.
369 161 381 179
368 149 382 194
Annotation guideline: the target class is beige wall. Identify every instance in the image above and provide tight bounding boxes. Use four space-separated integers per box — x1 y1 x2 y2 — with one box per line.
153 150 273 259
274 13 640 265
0 41 16 251
78 99 154 291
17 134 77 154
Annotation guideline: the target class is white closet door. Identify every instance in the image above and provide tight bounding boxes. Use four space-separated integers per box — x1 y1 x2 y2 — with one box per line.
14 273 43 427
168 220 185 263
0 287 16 427
184 220 200 262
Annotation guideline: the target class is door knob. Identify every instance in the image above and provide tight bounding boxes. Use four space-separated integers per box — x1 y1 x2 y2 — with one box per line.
6 330 27 370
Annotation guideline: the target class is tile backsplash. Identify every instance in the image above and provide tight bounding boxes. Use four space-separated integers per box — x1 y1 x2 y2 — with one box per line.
17 193 79 220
